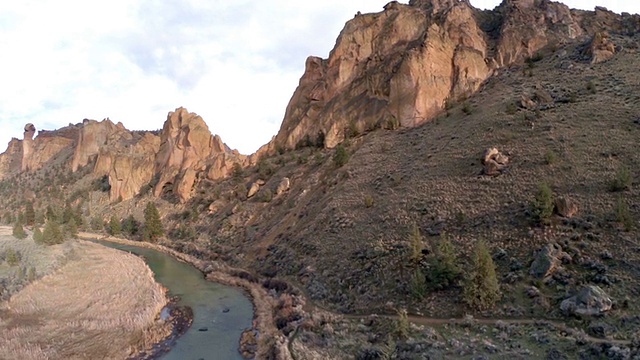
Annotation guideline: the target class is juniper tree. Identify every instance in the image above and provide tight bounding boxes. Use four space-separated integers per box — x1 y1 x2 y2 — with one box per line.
43 220 64 245
108 215 121 237
12 220 27 240
25 201 35 227
462 241 501 310
143 202 163 242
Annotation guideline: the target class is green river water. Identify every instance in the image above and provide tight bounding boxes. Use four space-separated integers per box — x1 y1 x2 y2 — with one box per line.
99 241 253 360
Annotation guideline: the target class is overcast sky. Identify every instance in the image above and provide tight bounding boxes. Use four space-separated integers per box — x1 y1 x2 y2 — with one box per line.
0 1 637 154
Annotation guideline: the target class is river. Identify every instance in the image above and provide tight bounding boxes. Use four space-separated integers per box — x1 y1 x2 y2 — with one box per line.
98 241 254 360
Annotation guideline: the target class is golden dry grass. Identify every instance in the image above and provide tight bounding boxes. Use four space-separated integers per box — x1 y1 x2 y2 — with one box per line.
0 240 170 360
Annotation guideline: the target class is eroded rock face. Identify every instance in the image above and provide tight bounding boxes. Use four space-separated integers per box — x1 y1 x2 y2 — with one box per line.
584 31 616 64
271 0 638 152
0 138 23 179
94 133 161 202
72 119 132 172
22 125 78 173
154 107 246 203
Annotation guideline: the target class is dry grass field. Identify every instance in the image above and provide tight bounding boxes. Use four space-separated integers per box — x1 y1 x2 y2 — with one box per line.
0 228 170 360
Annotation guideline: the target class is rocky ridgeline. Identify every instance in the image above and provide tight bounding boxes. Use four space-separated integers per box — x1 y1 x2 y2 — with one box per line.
272 0 639 150
0 0 638 203
0 108 254 203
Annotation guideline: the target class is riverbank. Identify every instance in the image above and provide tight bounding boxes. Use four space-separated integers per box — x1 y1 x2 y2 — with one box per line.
0 228 172 360
79 232 295 359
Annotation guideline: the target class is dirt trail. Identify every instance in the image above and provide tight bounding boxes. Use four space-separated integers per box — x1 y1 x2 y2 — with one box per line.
295 283 631 346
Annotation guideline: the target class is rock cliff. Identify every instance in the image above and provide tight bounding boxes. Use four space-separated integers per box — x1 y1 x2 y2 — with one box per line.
71 119 132 172
94 132 161 202
272 0 639 150
153 107 245 203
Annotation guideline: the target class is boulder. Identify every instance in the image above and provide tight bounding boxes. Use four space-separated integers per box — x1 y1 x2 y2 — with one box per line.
482 148 509 176
560 285 613 316
247 182 260 198
555 196 578 218
529 243 572 279
276 177 291 195
584 31 616 64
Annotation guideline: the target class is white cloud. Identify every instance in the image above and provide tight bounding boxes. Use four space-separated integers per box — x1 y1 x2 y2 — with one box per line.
0 0 637 154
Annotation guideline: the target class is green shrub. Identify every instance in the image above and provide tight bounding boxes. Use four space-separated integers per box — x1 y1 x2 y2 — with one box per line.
64 217 78 239
410 268 427 299
505 102 517 115
544 150 557 165
108 215 121 237
462 102 473 115
43 220 64 245
12 221 27 239
609 166 631 192
27 267 37 282
232 163 245 181
25 201 35 226
333 144 350 168
258 188 273 203
122 215 140 237
395 309 410 340
462 241 501 310
427 235 461 290
615 196 633 231
33 227 44 244
5 248 19 266
586 80 597 94
364 195 374 208
531 183 554 224
408 223 423 263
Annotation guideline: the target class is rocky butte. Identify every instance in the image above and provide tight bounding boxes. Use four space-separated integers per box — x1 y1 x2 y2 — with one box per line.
272 0 639 150
0 0 639 358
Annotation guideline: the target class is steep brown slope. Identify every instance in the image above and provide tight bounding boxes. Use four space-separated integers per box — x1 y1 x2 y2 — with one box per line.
172 32 640 322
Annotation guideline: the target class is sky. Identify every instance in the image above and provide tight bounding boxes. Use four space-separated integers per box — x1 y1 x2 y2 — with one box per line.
0 1 637 154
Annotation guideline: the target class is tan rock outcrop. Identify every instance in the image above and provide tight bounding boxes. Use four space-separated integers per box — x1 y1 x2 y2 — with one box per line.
583 31 616 64
94 133 160 202
555 196 578 218
482 148 509 176
21 125 77 173
0 138 23 179
272 0 637 152
72 119 132 172
276 177 291 195
153 107 246 203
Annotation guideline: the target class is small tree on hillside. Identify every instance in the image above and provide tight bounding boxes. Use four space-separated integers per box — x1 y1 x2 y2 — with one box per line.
5 248 19 266
43 220 64 245
427 234 461 290
108 215 122 237
143 202 163 242
333 144 349 167
122 215 139 237
45 205 58 223
25 201 35 227
64 217 79 239
462 241 501 310
12 220 27 240
33 227 44 244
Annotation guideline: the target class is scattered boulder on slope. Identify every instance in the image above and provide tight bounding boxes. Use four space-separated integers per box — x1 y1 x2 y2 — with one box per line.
481 148 509 176
560 285 613 316
276 177 291 195
529 243 572 279
555 196 578 218
584 31 616 64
